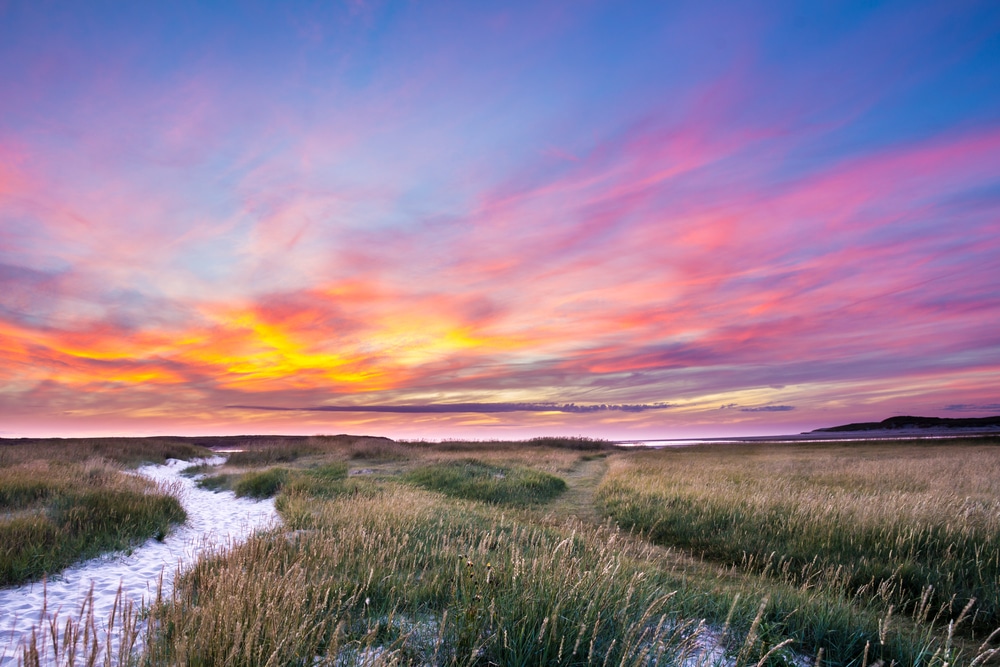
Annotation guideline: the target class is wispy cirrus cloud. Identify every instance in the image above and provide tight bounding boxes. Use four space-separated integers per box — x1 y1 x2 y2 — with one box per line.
1 3 999 439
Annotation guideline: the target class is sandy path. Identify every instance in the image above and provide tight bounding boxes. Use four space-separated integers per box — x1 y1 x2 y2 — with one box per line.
0 457 279 666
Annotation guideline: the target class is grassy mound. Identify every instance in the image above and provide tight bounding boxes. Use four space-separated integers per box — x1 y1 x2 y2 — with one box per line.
405 459 566 506
233 468 290 499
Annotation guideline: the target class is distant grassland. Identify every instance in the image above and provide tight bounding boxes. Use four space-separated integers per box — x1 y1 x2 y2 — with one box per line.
6 434 1000 666
597 440 1000 637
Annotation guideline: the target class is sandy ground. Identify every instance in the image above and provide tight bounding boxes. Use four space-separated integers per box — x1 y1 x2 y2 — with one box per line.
0 457 279 666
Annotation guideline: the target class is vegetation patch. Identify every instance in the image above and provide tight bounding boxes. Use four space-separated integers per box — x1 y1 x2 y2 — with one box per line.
233 468 290 499
0 460 185 586
8 436 1000 666
195 473 234 492
283 462 355 498
145 485 780 667
225 446 320 467
0 437 211 467
597 442 1000 643
405 459 566 506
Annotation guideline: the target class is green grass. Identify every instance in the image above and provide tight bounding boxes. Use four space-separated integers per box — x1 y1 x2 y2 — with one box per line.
596 440 1000 661
233 468 290 499
198 463 351 499
0 438 203 586
0 459 186 586
405 459 567 506
282 462 353 498
195 473 235 492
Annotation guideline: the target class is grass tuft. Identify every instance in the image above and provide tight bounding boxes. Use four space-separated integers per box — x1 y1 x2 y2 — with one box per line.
233 468 289 499
405 459 567 506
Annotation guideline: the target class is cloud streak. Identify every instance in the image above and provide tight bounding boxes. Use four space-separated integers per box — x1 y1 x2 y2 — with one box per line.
228 402 674 415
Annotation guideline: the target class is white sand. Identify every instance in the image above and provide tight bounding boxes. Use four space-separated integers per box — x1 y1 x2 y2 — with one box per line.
0 457 279 666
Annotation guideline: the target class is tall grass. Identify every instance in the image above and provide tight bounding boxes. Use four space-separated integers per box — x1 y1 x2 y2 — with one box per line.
232 468 290 499
143 483 797 666
597 442 1000 639
8 437 1000 666
0 459 185 586
12 584 148 667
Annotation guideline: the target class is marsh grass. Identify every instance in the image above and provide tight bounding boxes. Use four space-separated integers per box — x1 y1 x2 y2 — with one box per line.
142 483 803 666
11 583 147 667
211 435 403 467
405 459 567 506
225 446 318 467
232 468 289 499
0 459 186 586
8 436 1000 666
405 436 612 454
195 473 235 492
597 441 1000 647
197 463 352 499
0 437 211 467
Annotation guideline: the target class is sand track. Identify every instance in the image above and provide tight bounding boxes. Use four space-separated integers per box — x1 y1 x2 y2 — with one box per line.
0 457 279 666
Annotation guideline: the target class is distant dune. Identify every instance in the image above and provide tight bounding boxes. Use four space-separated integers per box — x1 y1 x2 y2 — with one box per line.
811 415 1000 433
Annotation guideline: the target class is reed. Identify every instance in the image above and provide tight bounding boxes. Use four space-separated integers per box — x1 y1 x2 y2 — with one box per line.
0 437 211 467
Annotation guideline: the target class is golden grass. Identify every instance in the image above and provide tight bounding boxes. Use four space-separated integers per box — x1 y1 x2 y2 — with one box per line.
598 441 1000 654
143 483 803 666
6 436 1000 666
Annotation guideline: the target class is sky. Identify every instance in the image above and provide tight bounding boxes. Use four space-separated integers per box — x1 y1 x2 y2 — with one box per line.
1 1 999 440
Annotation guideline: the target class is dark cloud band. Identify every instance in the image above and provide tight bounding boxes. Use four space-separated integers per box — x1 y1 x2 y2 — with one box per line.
228 402 673 414
944 403 1000 412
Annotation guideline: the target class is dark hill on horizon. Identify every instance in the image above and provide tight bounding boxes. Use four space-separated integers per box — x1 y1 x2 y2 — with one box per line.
812 415 1000 432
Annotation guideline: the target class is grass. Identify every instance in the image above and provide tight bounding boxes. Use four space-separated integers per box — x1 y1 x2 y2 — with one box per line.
597 440 1000 661
232 467 290 499
0 436 211 467
197 462 352 499
405 459 567 506
202 435 405 467
6 435 1000 666
0 457 187 586
143 483 796 667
